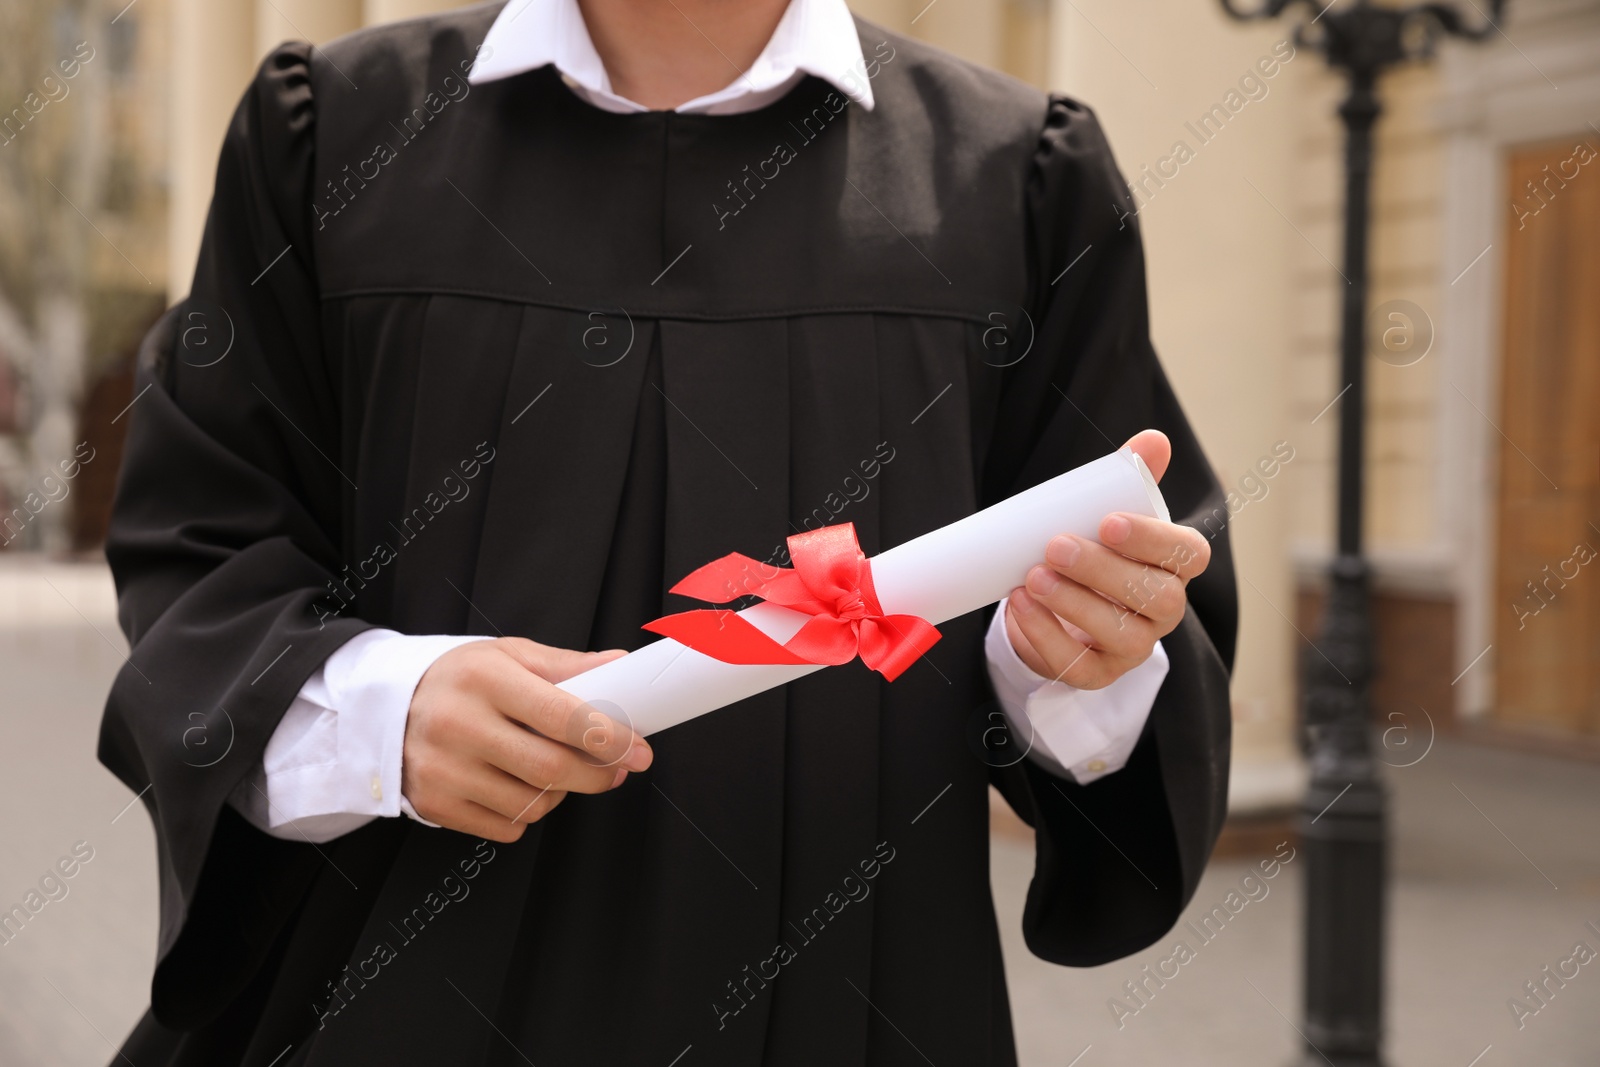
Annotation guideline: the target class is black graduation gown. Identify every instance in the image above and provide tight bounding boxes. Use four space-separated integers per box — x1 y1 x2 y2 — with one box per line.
100 6 1236 1065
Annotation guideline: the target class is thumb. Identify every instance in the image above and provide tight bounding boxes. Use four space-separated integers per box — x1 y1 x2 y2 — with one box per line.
498 639 627 683
1120 429 1172 483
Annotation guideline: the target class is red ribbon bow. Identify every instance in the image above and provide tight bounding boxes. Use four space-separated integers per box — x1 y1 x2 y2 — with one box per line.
643 523 940 682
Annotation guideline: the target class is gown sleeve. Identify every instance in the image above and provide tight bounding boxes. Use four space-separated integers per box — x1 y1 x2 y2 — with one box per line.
97 43 377 1025
982 95 1238 967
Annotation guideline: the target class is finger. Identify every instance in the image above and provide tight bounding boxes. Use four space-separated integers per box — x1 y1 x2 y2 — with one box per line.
479 658 652 772
1023 568 1156 660
1003 604 1051 676
1008 589 1118 689
474 721 622 795
1099 513 1211 580
565 701 648 771
1120 430 1171 483
1045 534 1187 622
476 767 574 825
430 757 579 824
496 637 627 684
428 797 530 844
1007 604 1099 671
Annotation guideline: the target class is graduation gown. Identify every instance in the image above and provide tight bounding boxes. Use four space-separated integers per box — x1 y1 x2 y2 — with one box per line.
100 6 1236 1065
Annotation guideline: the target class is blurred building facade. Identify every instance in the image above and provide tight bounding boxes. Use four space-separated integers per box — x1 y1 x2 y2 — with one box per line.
1052 0 1600 808
3 0 1595 821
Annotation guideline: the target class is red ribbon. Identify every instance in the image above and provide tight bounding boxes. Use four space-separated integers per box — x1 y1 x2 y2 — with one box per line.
643 523 941 682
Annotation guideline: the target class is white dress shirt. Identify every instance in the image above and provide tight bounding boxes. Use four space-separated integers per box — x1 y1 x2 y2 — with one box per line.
230 0 1167 844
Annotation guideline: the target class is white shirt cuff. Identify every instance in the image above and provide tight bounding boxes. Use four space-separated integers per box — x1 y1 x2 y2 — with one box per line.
230 630 489 843
983 599 1168 784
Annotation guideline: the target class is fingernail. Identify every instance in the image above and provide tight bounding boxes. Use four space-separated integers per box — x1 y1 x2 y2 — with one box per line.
1046 536 1080 568
623 742 653 772
1103 515 1132 545
1026 566 1058 595
610 767 628 789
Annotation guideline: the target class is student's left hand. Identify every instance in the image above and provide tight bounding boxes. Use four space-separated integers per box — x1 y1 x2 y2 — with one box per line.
1005 429 1211 690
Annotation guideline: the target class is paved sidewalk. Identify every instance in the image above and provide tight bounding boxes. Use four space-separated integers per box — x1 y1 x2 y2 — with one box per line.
991 715 1600 1065
0 560 158 1067
1 559 1597 1065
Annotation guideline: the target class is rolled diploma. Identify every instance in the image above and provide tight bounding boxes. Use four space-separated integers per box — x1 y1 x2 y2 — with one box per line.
558 449 1170 736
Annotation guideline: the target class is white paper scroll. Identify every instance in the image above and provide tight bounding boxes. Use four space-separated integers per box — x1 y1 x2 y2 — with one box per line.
558 448 1170 736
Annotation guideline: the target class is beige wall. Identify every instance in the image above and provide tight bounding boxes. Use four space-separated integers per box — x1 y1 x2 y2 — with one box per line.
365 0 472 22
1048 0 1305 804
255 0 364 61
167 0 254 299
851 0 1050 87
1288 62 1448 566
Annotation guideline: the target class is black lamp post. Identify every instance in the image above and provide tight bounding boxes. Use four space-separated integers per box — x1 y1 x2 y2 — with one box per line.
1213 2 1503 1064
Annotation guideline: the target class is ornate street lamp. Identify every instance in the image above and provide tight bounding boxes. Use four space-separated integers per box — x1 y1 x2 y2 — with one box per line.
1213 2 1504 1064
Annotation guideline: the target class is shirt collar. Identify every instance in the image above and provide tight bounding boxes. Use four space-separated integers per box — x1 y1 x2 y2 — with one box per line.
468 0 874 113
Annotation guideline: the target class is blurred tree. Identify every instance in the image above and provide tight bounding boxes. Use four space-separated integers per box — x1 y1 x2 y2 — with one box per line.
0 0 164 553
0 0 98 551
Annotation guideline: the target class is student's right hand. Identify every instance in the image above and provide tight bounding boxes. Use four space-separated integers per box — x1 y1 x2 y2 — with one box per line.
402 638 651 842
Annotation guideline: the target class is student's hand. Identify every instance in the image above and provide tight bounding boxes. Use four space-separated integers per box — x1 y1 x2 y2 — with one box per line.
402 638 651 842
1005 429 1211 690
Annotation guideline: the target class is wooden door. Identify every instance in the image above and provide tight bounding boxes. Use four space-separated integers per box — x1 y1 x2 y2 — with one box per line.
1494 135 1600 736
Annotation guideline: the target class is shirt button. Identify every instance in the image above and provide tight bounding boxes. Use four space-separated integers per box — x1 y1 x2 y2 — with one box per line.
1087 759 1107 773
370 776 383 801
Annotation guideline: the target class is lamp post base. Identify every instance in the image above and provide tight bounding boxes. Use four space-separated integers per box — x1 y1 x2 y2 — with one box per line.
1292 1052 1386 1067
1297 558 1387 1067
